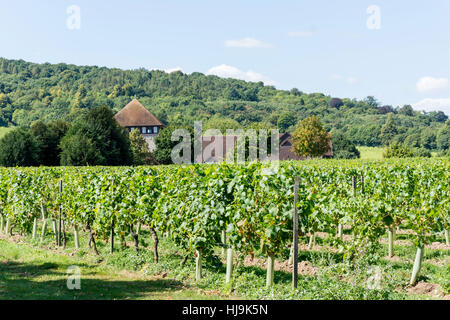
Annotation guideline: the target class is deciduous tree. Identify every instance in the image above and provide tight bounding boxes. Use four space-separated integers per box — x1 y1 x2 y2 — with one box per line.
60 106 132 166
291 116 331 158
129 129 155 165
0 127 39 167
380 113 398 146
331 131 360 159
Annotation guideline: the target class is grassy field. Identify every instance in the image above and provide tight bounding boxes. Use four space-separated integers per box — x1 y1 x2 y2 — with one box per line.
358 146 385 160
0 225 448 300
357 146 444 159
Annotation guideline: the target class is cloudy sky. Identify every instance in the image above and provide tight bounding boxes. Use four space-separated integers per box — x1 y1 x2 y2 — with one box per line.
1 0 450 115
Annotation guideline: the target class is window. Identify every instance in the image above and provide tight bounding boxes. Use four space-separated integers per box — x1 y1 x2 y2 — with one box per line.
154 126 158 134
141 127 146 134
147 127 153 134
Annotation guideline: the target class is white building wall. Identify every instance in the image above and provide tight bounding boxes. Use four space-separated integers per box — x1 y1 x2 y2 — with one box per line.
142 134 158 152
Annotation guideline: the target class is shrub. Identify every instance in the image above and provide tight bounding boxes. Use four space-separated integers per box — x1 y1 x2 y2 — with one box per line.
412 148 432 158
332 131 360 159
383 142 414 158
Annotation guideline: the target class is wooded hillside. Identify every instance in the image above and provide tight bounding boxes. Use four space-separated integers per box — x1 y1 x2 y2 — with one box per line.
0 57 447 149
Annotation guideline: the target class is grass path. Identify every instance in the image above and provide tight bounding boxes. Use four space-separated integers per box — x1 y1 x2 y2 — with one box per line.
0 239 223 300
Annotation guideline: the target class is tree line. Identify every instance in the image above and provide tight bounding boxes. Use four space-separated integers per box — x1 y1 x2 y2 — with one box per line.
0 106 153 167
0 105 361 167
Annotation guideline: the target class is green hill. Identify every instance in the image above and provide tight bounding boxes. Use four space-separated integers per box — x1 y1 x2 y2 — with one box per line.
0 57 447 149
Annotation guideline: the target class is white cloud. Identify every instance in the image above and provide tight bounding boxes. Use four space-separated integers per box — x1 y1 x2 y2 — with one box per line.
416 76 449 93
224 37 272 48
329 74 357 84
164 67 182 73
206 64 277 86
287 31 315 37
412 98 450 115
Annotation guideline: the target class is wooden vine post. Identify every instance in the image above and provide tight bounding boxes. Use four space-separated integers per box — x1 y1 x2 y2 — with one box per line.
221 230 226 257
40 204 47 243
349 175 358 237
291 177 299 289
62 220 67 249
110 182 115 253
360 175 365 194
266 255 275 288
57 180 63 247
110 217 115 254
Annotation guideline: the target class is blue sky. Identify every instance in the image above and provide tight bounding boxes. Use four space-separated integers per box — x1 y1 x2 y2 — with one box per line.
1 0 450 115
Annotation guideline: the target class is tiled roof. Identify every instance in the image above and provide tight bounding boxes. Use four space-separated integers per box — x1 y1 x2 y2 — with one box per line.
114 99 163 127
